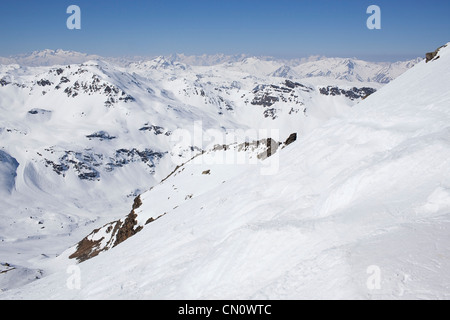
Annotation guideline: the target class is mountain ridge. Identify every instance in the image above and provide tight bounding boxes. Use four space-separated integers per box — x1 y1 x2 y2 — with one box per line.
1 44 447 299
0 49 421 84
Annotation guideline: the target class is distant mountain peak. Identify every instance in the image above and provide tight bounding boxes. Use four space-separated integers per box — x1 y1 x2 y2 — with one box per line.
0 50 421 84
0 49 102 67
269 65 299 79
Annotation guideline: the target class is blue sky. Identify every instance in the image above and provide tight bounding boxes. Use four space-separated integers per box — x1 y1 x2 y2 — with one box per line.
0 0 449 61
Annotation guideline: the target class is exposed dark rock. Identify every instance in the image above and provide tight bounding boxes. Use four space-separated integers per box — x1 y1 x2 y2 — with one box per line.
43 149 102 180
319 86 376 100
78 171 100 180
60 76 70 83
284 133 297 146
68 233 105 262
270 84 291 93
86 131 116 141
113 202 143 247
284 80 313 92
0 78 10 87
36 79 52 87
104 86 112 94
139 125 166 135
251 85 280 107
263 108 278 119
106 148 166 172
132 195 143 210
119 94 135 102
69 195 148 263
426 52 436 63
28 109 52 115
252 94 279 107
250 81 310 120
44 159 69 176
426 44 447 63
60 75 135 106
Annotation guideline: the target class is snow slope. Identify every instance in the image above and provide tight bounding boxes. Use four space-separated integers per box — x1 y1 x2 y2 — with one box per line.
1 44 448 299
0 51 389 293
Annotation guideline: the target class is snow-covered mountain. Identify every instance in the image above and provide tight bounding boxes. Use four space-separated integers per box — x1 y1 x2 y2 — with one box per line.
164 53 250 66
0 49 102 67
269 65 301 79
286 57 423 83
0 50 384 291
1 49 420 84
0 44 443 299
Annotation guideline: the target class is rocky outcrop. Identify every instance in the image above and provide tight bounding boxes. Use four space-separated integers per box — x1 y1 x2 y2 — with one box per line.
250 81 313 119
113 196 144 247
28 108 51 115
284 80 313 92
426 45 447 63
251 93 279 107
319 86 376 100
36 79 52 87
59 73 135 106
284 133 297 146
39 147 166 181
139 125 171 136
0 78 11 87
69 195 144 263
68 232 105 262
86 131 116 141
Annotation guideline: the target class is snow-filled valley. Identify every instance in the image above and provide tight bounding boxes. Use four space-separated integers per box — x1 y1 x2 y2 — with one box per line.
2 45 450 299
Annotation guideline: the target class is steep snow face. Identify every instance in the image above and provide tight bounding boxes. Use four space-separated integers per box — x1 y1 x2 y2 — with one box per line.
0 150 19 194
1 44 448 300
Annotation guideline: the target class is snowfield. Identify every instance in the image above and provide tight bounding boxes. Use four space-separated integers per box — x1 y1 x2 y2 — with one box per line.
1 45 449 299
